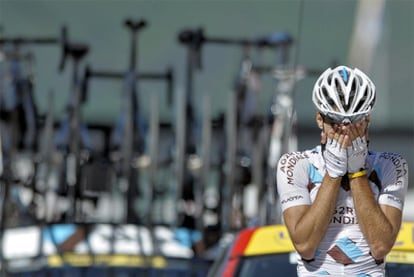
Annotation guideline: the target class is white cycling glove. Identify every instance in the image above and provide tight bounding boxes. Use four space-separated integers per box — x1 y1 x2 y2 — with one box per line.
347 136 368 173
323 137 348 178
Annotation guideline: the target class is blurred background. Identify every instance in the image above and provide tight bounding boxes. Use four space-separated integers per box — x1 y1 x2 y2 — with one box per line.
0 0 413 275
1 0 412 127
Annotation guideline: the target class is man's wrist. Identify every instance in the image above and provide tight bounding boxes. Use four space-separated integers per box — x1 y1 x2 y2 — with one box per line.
348 169 367 179
324 173 344 184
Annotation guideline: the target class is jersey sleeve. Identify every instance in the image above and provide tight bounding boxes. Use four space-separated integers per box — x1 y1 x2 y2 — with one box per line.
376 152 409 211
277 151 312 212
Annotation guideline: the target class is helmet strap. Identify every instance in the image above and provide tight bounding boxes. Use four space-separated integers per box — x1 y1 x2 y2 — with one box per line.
321 118 327 153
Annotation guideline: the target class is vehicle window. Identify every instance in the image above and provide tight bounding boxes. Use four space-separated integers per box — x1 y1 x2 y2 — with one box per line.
386 263 414 277
235 256 414 277
236 253 297 277
10 266 211 277
207 243 233 277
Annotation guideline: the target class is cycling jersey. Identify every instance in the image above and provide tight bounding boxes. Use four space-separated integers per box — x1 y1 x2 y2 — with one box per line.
277 145 408 277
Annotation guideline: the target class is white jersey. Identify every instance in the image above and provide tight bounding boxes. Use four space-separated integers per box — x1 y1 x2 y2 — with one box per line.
277 145 408 277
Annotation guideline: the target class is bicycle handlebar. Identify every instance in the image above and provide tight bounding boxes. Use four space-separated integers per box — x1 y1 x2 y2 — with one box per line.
0 25 89 76
178 28 293 48
0 26 65 69
82 65 174 105
178 28 293 70
0 37 59 45
209 34 293 47
0 25 64 46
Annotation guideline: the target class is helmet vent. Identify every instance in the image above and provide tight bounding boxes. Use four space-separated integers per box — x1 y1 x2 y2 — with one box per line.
322 87 335 107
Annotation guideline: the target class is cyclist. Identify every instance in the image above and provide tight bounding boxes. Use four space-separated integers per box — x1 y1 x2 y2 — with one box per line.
277 65 408 276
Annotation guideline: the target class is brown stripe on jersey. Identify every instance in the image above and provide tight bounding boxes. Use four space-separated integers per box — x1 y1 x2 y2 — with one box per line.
327 245 354 265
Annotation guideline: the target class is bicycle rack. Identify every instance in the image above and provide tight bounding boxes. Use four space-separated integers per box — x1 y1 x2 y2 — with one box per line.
177 27 294 233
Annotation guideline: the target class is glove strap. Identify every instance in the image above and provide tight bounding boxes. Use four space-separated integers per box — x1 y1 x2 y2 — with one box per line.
348 169 367 179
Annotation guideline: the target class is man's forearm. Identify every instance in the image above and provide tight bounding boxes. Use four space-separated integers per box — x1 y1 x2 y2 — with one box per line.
287 174 341 258
350 176 399 259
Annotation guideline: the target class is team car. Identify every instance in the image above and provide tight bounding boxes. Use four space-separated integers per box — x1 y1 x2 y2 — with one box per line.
207 222 414 276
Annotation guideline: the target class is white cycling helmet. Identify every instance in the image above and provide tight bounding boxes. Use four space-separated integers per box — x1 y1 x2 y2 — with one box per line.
312 65 376 123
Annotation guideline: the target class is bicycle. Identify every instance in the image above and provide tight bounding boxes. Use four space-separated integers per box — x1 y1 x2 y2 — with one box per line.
255 34 325 225
177 28 293 236
0 26 65 273
82 56 174 225
52 26 93 223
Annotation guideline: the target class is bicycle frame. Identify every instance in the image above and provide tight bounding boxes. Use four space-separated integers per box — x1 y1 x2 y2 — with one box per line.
82 64 174 225
0 27 63 273
260 35 323 224
53 26 92 223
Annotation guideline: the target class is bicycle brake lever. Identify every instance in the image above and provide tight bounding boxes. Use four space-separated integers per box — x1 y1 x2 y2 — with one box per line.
166 67 174 106
58 25 68 73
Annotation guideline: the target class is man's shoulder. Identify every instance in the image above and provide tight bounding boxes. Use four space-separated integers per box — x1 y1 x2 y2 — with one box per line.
278 146 321 170
368 150 406 163
368 150 408 177
279 146 321 159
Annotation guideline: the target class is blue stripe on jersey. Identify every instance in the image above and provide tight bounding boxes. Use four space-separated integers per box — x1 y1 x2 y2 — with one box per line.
374 163 383 179
309 163 323 184
336 237 363 261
